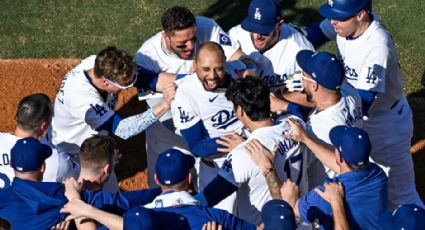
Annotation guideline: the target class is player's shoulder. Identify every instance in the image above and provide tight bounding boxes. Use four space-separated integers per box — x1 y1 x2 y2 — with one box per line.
228 24 245 37
138 32 163 53
195 16 218 28
0 132 19 143
279 24 314 49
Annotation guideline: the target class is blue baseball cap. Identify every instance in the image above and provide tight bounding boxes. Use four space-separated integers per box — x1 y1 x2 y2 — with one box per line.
11 137 52 172
261 200 296 230
296 50 344 90
241 0 282 35
380 204 425 230
329 126 371 166
319 0 371 20
155 149 195 186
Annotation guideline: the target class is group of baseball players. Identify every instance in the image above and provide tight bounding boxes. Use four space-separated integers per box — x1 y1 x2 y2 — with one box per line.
1 0 424 229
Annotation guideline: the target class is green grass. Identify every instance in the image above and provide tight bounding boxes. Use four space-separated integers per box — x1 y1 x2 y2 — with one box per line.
0 0 423 94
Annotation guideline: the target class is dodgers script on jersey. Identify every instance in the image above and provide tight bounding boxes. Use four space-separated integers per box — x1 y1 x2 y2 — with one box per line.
306 84 363 179
218 116 307 224
135 16 240 188
228 24 314 93
0 133 79 189
50 56 116 156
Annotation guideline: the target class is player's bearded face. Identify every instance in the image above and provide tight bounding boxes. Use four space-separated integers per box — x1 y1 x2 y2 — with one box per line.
195 51 226 91
165 26 197 60
250 26 279 53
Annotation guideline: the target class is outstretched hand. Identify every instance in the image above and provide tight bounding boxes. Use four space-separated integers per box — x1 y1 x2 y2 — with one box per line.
217 133 245 153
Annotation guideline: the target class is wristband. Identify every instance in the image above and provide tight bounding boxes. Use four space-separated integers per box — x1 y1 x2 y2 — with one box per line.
263 167 274 176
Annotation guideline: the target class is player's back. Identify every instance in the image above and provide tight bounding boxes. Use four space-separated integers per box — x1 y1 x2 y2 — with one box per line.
219 116 307 224
0 132 18 189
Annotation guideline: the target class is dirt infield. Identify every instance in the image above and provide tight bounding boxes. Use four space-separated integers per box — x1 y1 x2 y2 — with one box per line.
0 59 424 197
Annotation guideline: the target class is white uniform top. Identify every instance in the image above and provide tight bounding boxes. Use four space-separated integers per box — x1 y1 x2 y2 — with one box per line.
50 56 116 156
171 73 245 165
228 24 314 93
0 133 79 189
336 17 404 116
306 84 363 177
218 117 307 224
135 16 240 75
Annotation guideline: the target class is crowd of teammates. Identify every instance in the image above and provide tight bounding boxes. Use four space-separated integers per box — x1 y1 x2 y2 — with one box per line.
1 0 425 229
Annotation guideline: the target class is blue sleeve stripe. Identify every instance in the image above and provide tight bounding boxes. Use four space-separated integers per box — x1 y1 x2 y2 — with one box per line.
305 22 331 48
287 102 312 122
357 89 376 116
96 113 122 133
134 65 159 91
180 120 221 157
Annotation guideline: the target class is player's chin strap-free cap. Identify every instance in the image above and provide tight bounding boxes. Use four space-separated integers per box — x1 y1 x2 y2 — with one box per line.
329 126 371 166
296 50 344 90
319 0 371 20
11 137 52 172
261 199 297 230
241 0 282 35
155 148 195 186
379 204 425 230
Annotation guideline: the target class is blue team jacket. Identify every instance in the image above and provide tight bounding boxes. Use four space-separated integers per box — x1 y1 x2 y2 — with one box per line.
0 177 161 229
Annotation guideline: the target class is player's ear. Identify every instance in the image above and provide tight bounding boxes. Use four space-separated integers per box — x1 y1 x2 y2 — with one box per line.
154 174 160 186
276 19 284 28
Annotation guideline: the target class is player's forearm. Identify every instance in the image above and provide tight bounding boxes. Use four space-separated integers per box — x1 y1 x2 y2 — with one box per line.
330 198 349 230
114 109 158 139
263 168 282 199
303 136 339 172
77 205 123 230
228 48 244 61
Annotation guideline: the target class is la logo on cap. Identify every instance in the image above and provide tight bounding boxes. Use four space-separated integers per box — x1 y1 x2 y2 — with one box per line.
254 8 262 20
328 0 334 7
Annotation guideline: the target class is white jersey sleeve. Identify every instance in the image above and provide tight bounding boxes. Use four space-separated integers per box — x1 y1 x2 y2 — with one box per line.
196 16 240 60
171 87 201 132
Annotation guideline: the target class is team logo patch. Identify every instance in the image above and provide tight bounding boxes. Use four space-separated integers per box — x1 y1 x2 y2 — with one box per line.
177 107 194 123
219 33 232 46
254 8 262 20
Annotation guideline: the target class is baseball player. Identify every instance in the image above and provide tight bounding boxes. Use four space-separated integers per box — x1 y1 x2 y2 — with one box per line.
135 6 244 188
305 0 424 210
270 50 363 188
196 77 308 225
49 46 176 192
171 42 246 213
282 124 388 229
228 0 315 95
0 93 79 189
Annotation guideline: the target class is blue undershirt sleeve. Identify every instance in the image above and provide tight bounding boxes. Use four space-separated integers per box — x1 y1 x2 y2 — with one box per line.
357 89 376 116
96 113 122 133
194 175 238 207
305 22 331 48
207 208 257 230
134 65 160 91
287 102 312 122
180 120 224 157
113 109 158 139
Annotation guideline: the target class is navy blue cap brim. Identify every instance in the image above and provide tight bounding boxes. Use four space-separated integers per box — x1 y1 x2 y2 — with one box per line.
296 50 315 75
241 18 276 35
329 125 347 150
319 4 356 20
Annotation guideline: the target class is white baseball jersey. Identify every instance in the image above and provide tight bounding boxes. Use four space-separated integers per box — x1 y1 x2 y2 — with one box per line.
135 16 240 74
228 24 314 93
135 16 240 188
336 16 422 209
218 116 307 224
0 133 80 189
306 84 363 179
171 73 245 166
50 55 116 156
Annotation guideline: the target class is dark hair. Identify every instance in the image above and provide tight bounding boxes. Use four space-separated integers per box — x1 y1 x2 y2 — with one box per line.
94 46 136 82
225 76 271 121
16 93 52 130
80 134 117 171
195 41 226 62
161 6 196 34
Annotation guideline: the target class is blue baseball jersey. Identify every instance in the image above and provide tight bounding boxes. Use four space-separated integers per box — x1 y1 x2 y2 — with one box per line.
298 163 388 229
